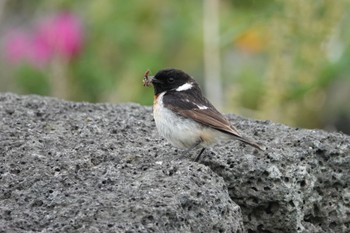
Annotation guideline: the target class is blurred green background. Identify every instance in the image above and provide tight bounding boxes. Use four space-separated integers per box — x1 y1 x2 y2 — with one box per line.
0 0 349 134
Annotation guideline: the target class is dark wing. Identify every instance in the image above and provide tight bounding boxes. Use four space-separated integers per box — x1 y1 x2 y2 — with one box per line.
163 90 265 150
163 90 242 138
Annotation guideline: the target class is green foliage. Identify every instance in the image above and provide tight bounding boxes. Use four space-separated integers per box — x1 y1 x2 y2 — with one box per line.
15 65 50 96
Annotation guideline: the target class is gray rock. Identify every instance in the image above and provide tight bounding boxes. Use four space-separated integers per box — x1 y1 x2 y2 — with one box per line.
0 93 244 233
200 118 350 232
0 93 349 233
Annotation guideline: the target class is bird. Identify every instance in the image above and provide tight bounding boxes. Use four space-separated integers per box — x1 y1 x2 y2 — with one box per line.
143 68 264 161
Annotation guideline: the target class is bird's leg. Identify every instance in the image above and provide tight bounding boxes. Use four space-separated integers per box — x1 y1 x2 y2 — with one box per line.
194 148 206 162
182 140 201 156
177 140 202 160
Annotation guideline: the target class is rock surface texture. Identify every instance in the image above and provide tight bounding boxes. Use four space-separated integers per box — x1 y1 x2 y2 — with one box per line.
0 93 349 233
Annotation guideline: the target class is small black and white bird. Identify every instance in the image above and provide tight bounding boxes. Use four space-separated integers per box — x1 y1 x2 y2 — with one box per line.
144 68 264 161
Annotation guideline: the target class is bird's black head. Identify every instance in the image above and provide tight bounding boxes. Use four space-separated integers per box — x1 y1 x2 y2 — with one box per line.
151 68 196 95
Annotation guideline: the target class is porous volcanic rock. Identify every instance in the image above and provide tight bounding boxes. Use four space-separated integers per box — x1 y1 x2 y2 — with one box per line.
202 121 349 233
0 93 244 233
1 93 349 233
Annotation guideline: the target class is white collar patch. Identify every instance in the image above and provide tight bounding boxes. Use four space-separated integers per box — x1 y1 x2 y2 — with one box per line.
176 82 193 91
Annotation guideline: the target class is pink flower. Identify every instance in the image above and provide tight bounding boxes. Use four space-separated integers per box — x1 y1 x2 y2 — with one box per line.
4 30 32 64
29 33 52 66
3 30 52 68
36 12 83 58
3 12 83 67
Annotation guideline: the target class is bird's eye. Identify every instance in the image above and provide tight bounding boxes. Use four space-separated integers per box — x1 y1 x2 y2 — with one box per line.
168 78 175 83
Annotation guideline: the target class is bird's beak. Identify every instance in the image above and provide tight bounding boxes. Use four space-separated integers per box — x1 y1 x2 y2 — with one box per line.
150 76 161 84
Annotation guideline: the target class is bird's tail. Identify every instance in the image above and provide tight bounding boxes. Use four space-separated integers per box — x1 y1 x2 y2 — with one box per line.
236 136 266 151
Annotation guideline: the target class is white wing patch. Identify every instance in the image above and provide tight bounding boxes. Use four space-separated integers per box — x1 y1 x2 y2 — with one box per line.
176 82 193 91
196 104 208 110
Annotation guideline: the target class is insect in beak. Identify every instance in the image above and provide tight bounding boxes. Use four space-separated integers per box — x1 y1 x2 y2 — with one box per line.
143 70 153 87
143 70 160 86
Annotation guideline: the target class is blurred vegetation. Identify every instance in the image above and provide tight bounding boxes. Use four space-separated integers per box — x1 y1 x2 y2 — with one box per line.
0 0 349 134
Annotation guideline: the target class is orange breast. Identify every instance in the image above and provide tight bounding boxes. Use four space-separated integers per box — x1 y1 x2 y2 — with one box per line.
153 95 158 105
